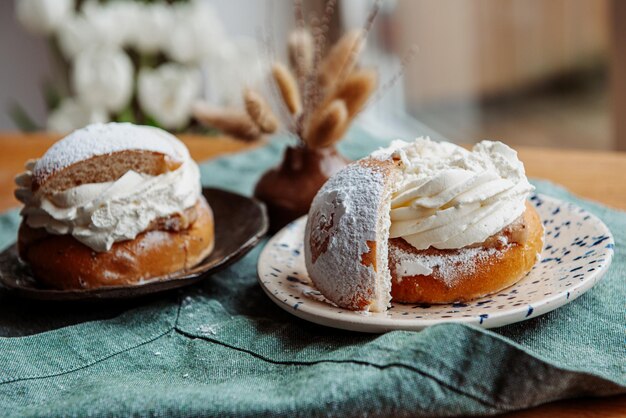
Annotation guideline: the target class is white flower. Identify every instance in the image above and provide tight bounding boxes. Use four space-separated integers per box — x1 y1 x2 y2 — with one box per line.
126 3 172 54
81 0 127 47
204 38 267 106
165 0 225 64
16 0 74 35
47 98 108 134
138 63 201 129
72 47 134 113
56 1 131 59
57 15 100 59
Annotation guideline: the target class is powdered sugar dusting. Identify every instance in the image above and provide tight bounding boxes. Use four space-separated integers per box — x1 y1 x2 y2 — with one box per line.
34 123 188 183
305 161 396 312
390 242 506 287
260 193 610 329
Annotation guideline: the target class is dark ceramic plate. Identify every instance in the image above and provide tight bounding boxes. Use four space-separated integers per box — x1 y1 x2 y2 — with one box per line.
0 188 268 301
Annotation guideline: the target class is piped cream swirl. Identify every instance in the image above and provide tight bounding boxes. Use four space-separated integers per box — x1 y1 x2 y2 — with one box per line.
15 127 201 252
378 138 533 250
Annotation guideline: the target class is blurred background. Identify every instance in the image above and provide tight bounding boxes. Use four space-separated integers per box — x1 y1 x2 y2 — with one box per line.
1 0 622 150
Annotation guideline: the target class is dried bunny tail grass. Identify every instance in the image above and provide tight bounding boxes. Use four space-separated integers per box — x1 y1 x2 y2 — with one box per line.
317 0 338 56
244 88 279 134
362 0 383 38
304 99 348 149
288 28 314 83
321 0 338 31
268 73 298 135
318 29 365 88
327 0 382 92
293 0 305 29
302 13 325 117
258 31 296 134
331 69 377 117
309 14 325 69
272 62 302 115
193 101 261 142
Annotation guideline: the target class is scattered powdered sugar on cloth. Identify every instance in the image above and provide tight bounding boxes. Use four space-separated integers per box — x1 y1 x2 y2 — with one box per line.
197 324 218 336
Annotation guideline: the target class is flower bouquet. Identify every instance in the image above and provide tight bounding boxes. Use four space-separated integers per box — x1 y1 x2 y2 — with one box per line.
14 0 265 133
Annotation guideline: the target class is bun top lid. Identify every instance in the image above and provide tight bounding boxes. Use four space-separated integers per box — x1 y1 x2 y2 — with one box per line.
17 123 200 252
34 123 190 185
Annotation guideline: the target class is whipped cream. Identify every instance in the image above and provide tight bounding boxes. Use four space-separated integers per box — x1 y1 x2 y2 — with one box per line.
379 137 533 251
15 126 201 252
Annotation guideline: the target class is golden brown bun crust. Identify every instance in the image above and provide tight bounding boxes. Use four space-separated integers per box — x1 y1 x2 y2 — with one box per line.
389 203 543 304
17 197 214 290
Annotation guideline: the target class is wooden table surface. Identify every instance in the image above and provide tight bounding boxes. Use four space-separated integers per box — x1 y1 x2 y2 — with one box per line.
0 133 624 417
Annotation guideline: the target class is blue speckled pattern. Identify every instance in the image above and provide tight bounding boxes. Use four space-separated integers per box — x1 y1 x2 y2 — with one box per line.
258 193 614 332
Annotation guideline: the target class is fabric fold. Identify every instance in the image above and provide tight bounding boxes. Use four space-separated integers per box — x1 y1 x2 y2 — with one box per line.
0 126 623 416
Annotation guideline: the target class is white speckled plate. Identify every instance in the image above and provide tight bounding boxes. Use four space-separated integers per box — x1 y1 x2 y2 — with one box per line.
257 194 614 333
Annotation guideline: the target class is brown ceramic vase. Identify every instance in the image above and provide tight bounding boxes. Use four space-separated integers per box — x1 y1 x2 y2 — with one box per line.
254 144 349 232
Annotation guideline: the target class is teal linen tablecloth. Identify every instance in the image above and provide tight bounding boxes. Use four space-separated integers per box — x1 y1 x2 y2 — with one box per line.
0 129 624 417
